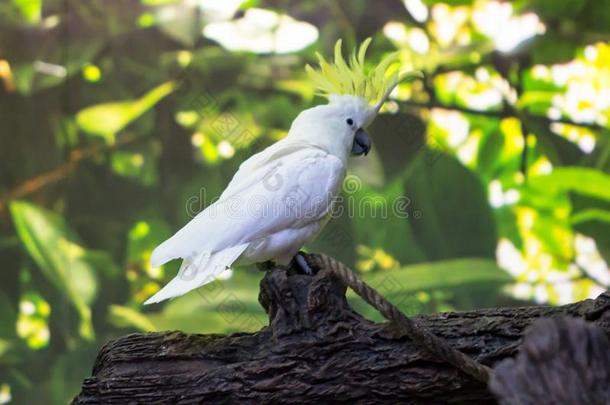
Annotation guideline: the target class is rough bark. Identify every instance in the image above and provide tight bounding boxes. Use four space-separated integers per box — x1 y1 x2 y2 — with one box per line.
72 261 610 404
490 317 610 404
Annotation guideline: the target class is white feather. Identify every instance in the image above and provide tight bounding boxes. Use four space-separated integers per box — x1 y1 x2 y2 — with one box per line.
144 243 248 304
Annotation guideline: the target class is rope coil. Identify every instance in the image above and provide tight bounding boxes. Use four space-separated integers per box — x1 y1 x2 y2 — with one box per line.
307 253 492 384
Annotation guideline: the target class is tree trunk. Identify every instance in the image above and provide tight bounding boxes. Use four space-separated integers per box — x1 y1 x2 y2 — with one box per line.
72 261 610 404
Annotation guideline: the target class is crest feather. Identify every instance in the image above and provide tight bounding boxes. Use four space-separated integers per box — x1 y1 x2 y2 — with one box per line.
305 38 421 105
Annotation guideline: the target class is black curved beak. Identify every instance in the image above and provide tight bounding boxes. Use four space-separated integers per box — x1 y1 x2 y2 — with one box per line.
351 128 371 156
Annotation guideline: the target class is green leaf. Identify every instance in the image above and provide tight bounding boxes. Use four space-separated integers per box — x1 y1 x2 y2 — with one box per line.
369 113 427 182
475 121 504 179
530 34 579 65
571 195 610 263
12 0 41 24
517 91 554 113
49 344 98 405
239 0 259 10
572 209 610 225
362 258 510 293
349 179 427 265
109 305 156 331
403 153 497 260
9 201 100 340
494 205 523 249
76 81 176 142
530 167 610 201
351 258 511 319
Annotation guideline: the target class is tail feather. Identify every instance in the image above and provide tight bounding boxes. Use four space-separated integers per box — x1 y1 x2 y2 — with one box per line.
144 243 248 305
150 238 177 267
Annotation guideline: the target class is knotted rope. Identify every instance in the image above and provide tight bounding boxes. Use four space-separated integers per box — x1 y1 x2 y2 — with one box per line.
306 253 492 384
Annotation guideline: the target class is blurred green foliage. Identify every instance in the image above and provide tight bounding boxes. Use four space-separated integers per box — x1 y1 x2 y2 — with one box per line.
1 0 610 402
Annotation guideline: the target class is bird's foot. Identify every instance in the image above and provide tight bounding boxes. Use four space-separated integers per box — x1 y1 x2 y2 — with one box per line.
291 252 314 276
256 260 276 272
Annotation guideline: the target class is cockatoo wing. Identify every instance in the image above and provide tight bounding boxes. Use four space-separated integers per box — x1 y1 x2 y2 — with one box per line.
150 142 343 266
218 139 314 200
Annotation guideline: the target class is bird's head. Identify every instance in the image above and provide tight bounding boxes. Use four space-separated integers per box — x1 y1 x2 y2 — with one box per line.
290 38 421 159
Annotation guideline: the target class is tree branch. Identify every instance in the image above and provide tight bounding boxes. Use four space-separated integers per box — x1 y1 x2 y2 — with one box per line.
72 258 610 403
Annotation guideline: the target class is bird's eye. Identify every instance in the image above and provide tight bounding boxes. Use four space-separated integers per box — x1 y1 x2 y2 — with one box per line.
346 118 354 126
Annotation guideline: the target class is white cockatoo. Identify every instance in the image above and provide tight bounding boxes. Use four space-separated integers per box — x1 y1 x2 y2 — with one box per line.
145 39 420 304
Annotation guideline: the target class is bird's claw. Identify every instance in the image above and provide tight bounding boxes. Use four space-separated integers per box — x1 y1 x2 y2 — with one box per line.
293 252 313 275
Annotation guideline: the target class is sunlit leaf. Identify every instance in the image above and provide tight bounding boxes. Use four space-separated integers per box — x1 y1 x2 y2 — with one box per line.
76 81 176 143
531 214 573 260
517 91 554 114
530 167 610 201
9 201 101 340
12 0 41 24
572 209 610 225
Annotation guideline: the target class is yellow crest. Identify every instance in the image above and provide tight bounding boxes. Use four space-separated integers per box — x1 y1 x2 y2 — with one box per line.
305 38 421 107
